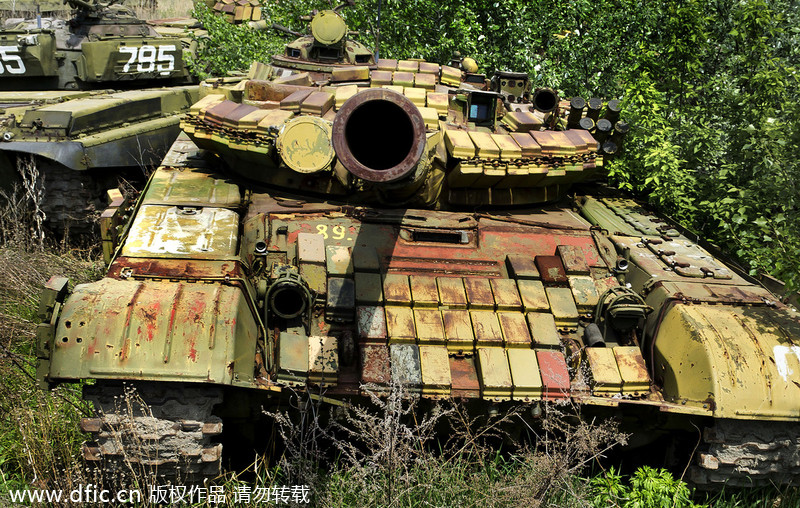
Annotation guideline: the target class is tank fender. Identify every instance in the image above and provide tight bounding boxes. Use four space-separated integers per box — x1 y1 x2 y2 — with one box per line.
35 276 70 388
44 278 259 386
653 302 800 420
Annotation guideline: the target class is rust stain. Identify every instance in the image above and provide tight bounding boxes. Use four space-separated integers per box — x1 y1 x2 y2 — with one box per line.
442 309 473 348
464 278 495 309
437 277 467 307
490 279 522 310
168 295 179 332
108 257 244 280
385 306 416 340
208 286 221 350
188 337 198 362
410 275 439 306
87 337 99 356
383 274 411 304
190 295 207 324
123 283 145 330
163 284 184 364
471 311 503 346
450 356 480 398
535 255 568 284
498 312 530 347
414 309 445 342
139 302 160 342
361 344 391 384
119 337 131 362
143 303 160 319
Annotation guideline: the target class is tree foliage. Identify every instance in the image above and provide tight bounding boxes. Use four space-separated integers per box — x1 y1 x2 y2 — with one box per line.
187 2 281 79
193 0 800 290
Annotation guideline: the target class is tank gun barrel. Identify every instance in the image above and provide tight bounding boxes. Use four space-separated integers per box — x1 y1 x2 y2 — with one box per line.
265 22 302 37
332 89 427 184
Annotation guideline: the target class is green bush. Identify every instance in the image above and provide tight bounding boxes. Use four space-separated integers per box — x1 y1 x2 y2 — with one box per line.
589 466 702 508
186 2 282 79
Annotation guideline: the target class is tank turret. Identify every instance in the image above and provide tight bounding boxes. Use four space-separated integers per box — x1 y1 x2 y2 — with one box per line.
182 70 608 209
268 5 375 76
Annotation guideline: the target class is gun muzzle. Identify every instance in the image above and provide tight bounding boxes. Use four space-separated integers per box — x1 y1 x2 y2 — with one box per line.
332 88 427 183
532 88 559 113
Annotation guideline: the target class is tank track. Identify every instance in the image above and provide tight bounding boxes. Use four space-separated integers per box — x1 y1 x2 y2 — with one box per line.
690 419 800 487
39 162 98 233
82 383 223 483
16 155 123 236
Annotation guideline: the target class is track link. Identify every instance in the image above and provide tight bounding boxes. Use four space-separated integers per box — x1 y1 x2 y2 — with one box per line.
82 383 223 483
38 161 99 232
17 155 125 236
690 419 800 487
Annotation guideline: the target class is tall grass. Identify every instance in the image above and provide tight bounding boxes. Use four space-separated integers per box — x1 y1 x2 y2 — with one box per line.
0 240 103 505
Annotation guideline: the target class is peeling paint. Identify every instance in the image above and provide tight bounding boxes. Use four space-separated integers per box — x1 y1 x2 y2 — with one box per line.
773 345 800 382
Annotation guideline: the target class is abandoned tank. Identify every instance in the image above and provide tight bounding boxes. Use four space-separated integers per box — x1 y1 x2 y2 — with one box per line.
35 7 800 489
0 0 197 231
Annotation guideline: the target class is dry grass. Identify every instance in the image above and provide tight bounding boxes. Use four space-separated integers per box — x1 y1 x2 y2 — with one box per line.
0 248 102 350
0 242 103 506
0 371 94 502
265 385 628 507
0 189 101 496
